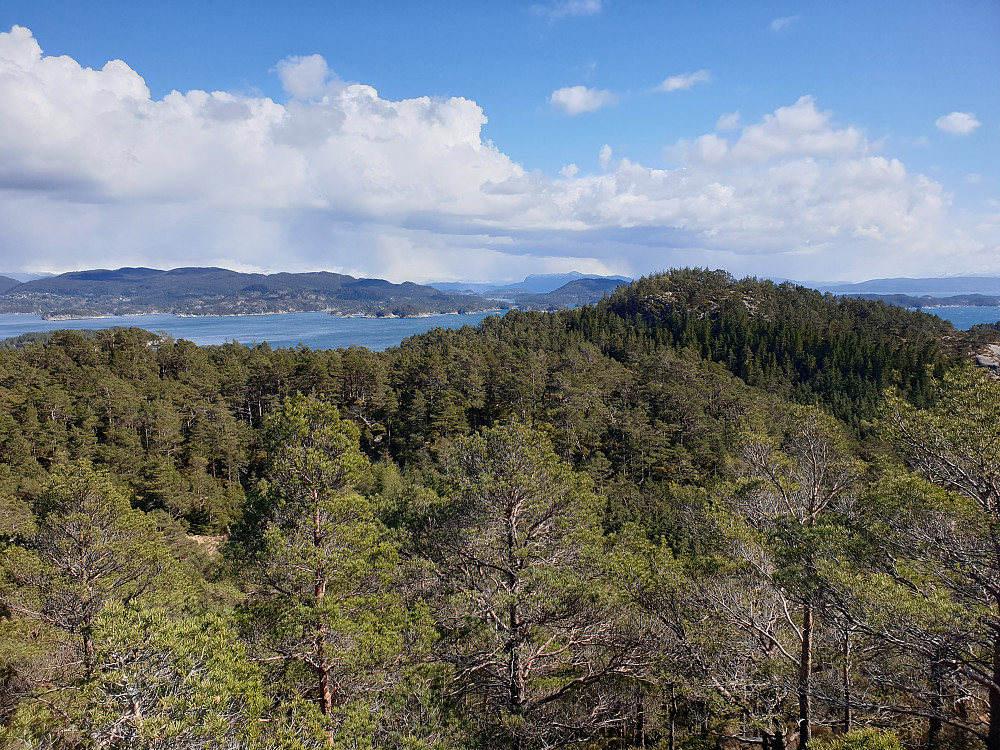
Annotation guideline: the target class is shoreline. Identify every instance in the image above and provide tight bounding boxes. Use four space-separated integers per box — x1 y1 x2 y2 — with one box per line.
0 310 507 356
16 308 504 322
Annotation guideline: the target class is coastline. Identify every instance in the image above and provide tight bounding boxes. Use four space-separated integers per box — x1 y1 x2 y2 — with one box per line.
0 310 505 352
25 308 502 322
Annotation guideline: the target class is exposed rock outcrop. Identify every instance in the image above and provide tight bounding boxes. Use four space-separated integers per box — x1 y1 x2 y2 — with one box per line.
974 344 1000 378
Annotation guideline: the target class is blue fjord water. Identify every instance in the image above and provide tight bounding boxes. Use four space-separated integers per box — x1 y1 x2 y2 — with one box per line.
0 306 997 351
0 311 502 351
916 306 1000 330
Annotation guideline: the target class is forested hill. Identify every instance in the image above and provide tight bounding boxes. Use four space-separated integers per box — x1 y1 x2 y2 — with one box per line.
0 269 975 527
3 268 1000 749
610 269 961 350
599 269 965 423
0 266 501 318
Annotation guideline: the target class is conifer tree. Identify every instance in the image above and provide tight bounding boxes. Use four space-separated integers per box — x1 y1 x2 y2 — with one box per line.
0 462 174 677
425 423 648 749
229 394 413 743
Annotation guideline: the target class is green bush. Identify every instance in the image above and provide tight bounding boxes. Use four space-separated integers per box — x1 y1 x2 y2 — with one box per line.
808 728 905 750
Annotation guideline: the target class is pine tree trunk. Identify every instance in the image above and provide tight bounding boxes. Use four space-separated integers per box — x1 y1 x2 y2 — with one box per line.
989 632 1000 750
313 500 335 722
771 717 787 750
798 602 812 750
842 630 851 734
82 631 94 680
928 655 943 750
668 684 677 750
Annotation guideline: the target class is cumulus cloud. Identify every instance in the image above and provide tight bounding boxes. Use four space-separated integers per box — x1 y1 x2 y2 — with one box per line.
549 85 618 115
598 144 613 170
275 54 338 99
656 69 712 93
770 15 799 32
0 26 995 283
716 111 741 131
667 97 865 168
935 111 981 136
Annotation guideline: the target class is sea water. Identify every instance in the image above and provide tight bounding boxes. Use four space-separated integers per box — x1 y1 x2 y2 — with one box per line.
0 306 997 352
915 306 1000 330
0 311 502 351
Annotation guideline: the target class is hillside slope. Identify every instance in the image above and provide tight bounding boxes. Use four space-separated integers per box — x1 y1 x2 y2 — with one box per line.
0 267 501 318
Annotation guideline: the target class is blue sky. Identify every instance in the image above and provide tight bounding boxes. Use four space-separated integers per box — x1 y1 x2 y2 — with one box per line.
0 0 996 283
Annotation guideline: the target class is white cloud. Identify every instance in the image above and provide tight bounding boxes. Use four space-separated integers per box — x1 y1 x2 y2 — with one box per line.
935 111 981 136
598 144 613 170
656 69 712 93
0 26 996 284
549 85 618 115
770 15 800 32
532 0 602 21
275 54 338 99
716 111 741 131
669 97 865 167
0 24 40 67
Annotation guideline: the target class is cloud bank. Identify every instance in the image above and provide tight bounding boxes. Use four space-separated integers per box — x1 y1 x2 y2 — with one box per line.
0 26 994 283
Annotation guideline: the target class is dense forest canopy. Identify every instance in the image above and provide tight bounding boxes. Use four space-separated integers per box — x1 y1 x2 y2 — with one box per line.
1 270 998 750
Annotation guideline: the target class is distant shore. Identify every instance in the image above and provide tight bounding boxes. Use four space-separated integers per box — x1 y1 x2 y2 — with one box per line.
0 310 506 352
32 308 501 322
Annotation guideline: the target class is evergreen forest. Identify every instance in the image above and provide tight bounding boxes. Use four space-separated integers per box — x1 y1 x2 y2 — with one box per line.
3 269 1000 750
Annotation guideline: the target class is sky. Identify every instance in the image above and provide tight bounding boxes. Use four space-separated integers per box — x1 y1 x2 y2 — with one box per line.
0 1 997 284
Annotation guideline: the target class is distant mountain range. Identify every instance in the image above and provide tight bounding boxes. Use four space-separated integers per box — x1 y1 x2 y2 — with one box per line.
439 272 1000 304
0 267 633 319
846 293 1000 309
788 276 1000 310
431 271 633 296
4 268 1000 320
0 272 52 284
0 267 501 319
512 277 629 311
808 276 1000 298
